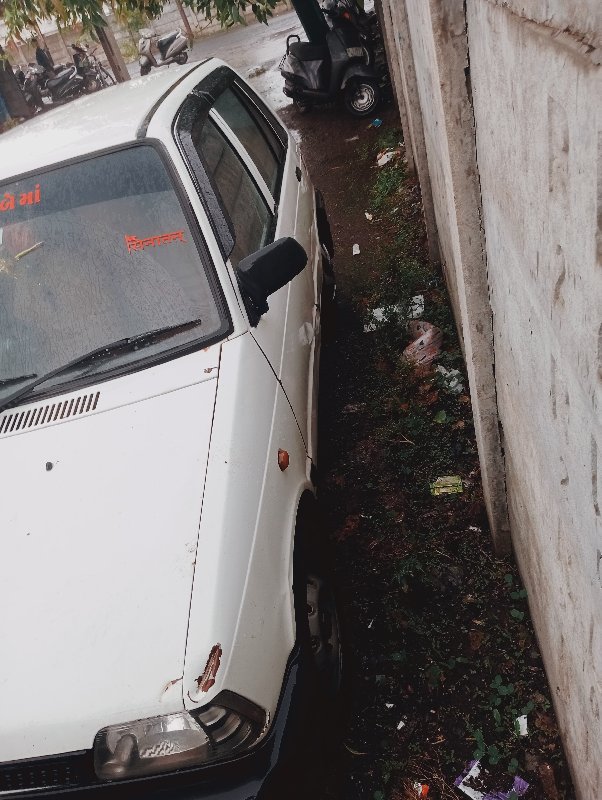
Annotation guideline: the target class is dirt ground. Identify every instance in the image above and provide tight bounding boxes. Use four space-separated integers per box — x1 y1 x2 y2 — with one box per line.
279 98 576 800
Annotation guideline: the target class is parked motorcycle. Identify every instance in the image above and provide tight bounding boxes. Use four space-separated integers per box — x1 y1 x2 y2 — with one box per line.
280 0 389 117
35 63 86 104
138 29 189 76
71 43 116 92
15 66 45 113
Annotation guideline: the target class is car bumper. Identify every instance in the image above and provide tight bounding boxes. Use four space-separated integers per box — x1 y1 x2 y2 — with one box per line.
1 646 312 800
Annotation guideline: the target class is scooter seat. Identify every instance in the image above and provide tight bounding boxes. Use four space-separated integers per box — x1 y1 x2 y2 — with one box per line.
46 68 74 89
289 42 329 62
157 32 179 52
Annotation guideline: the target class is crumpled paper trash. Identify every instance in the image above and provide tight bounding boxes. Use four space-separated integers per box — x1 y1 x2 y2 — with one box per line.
403 320 443 365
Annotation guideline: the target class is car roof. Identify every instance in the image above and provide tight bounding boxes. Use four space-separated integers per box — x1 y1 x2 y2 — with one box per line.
0 60 216 184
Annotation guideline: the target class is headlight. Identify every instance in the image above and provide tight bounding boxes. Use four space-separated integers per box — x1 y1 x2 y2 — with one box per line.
94 692 267 781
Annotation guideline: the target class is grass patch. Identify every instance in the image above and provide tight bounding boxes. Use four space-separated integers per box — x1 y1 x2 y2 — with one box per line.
318 125 574 800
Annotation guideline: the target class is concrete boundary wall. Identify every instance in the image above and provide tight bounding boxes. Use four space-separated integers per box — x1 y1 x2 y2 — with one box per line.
379 0 439 265
380 0 510 553
467 1 602 795
377 0 601 796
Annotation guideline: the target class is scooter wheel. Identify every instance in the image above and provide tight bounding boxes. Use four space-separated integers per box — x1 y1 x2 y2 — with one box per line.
176 52 189 65
344 78 381 117
293 98 312 114
140 64 151 76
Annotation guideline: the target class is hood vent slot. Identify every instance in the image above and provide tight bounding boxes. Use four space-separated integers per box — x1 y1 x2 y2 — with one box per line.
0 391 101 437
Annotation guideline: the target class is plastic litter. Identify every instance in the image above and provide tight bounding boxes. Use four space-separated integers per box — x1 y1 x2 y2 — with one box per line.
364 305 399 332
516 714 528 736
408 294 425 318
345 135 360 142
436 364 464 394
413 783 430 798
364 297 425 333
376 148 400 167
455 761 529 800
385 703 394 709
352 243 360 256
365 212 374 221
403 320 443 365
430 476 463 496
369 118 383 128
396 719 405 730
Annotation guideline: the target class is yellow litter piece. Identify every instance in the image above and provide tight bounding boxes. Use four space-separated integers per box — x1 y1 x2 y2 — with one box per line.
430 476 463 496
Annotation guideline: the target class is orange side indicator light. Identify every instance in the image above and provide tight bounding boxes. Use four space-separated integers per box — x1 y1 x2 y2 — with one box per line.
278 449 290 471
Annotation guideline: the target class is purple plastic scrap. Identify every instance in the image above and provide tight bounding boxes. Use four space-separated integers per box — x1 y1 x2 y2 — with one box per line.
483 776 530 800
454 761 529 799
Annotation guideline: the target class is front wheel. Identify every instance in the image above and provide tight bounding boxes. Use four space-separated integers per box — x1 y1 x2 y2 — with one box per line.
175 51 189 65
306 572 342 696
83 76 101 93
344 78 381 117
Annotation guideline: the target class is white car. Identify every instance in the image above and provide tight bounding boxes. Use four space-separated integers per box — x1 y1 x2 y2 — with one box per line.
0 60 339 798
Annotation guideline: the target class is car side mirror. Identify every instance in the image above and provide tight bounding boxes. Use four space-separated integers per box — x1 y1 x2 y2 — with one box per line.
235 237 308 326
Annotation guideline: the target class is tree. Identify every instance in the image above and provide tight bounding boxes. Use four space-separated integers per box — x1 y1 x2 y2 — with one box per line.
0 44 32 119
0 0 331 86
0 0 278 38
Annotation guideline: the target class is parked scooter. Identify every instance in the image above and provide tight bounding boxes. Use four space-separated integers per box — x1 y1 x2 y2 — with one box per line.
16 63 85 108
138 29 189 76
280 0 388 117
38 63 86 104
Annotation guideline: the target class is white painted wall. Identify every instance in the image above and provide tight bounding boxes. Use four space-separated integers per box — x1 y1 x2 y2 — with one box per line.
378 0 601 796
381 0 602 800
467 2 602 794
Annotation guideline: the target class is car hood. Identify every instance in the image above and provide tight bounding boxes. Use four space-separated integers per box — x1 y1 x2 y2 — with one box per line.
0 350 220 762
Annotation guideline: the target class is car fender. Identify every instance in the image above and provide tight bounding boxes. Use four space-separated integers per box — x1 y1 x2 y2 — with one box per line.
182 332 314 721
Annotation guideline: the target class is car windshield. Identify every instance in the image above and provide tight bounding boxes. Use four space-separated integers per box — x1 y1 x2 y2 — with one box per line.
0 145 227 406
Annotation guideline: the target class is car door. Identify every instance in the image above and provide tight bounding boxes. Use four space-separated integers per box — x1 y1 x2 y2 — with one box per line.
174 68 319 457
208 78 319 456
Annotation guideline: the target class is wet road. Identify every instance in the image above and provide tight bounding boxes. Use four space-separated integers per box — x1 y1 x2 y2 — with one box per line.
130 9 303 110
191 10 303 109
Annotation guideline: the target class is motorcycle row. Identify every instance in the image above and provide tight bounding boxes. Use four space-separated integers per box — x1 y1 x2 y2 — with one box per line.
16 0 389 119
16 43 115 113
137 0 389 118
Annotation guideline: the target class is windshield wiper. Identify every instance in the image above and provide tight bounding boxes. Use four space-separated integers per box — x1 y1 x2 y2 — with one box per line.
0 374 37 387
0 319 203 414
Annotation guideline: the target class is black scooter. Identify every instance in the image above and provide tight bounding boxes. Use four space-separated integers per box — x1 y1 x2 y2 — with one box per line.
280 0 386 117
45 64 86 102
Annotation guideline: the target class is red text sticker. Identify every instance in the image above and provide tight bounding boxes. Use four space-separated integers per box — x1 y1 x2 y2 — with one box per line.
125 229 186 254
0 184 41 213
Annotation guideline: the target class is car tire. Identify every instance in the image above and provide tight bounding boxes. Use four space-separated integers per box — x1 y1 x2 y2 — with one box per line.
344 78 381 117
294 498 343 701
305 570 342 697
176 52 189 65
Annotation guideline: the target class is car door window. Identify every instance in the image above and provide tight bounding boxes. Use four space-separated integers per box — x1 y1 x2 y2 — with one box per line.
192 118 272 267
212 88 284 199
